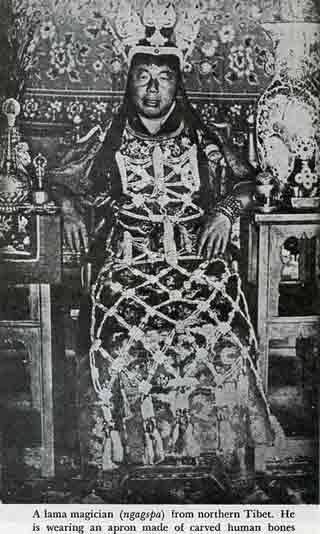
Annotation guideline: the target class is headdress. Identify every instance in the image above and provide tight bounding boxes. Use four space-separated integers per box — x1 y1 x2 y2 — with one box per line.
113 0 201 67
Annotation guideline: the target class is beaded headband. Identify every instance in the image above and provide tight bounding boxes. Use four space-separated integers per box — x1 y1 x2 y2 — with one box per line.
128 45 183 67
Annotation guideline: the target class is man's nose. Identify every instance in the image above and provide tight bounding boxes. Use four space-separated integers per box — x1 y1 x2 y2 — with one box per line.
147 77 159 92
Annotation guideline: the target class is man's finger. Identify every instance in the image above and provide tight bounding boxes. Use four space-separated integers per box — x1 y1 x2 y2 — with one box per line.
198 229 209 257
215 237 223 256
73 226 81 253
64 226 74 251
220 234 228 254
206 234 217 260
79 220 89 252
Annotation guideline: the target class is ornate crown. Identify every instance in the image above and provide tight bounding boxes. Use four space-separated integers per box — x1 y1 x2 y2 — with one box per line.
112 0 201 67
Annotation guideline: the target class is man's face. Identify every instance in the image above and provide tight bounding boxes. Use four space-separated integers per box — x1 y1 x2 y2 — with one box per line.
129 59 178 119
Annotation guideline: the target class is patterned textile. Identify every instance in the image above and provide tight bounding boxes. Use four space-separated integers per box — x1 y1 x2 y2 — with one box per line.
6 0 279 95
85 120 275 487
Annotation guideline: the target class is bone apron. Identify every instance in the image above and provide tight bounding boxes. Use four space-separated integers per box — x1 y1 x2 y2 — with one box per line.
88 121 275 486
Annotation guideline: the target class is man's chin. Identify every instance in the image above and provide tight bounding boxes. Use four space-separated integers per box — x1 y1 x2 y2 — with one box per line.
138 103 172 119
140 108 162 118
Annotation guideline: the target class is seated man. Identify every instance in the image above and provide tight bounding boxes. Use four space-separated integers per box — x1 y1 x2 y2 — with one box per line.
51 34 277 498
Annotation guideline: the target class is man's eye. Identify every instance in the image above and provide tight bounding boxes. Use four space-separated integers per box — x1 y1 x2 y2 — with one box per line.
136 71 150 82
160 72 173 81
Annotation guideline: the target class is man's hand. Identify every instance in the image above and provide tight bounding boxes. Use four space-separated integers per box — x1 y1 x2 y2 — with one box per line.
198 212 232 260
61 198 89 253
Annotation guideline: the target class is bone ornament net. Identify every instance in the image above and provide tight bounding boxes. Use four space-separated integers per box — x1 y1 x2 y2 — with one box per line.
89 137 271 470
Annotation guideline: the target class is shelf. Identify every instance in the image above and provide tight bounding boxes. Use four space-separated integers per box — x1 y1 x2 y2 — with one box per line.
253 211 320 224
267 316 320 323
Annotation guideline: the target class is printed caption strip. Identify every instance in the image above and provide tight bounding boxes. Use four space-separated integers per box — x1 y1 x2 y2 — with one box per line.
0 505 319 534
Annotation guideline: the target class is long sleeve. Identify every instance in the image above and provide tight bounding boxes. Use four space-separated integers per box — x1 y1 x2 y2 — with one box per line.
211 128 256 186
196 126 256 222
47 131 105 205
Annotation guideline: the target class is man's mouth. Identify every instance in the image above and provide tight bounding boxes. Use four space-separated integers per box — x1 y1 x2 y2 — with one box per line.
143 98 160 107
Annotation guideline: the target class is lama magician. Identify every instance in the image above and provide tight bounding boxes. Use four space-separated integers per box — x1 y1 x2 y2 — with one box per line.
49 1 284 501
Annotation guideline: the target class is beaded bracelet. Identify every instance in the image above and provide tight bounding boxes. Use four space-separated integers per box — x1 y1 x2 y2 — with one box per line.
212 194 243 226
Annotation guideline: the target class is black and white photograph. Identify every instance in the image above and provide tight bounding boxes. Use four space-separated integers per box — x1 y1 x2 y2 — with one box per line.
0 0 318 506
